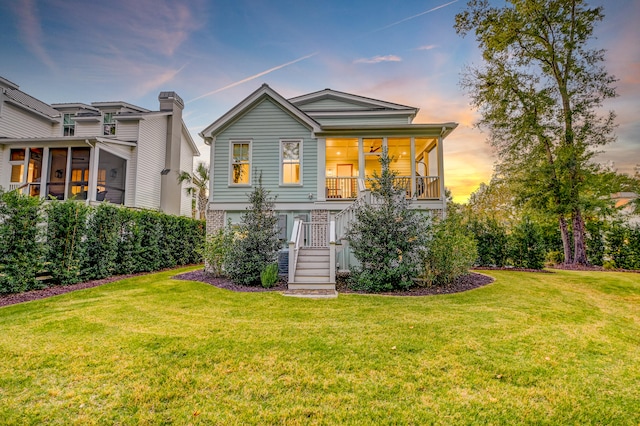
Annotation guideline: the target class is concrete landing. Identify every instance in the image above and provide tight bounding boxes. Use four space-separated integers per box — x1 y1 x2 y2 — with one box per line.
282 289 338 299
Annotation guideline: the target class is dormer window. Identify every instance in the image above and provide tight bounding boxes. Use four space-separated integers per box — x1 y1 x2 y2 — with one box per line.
63 113 75 136
103 113 116 135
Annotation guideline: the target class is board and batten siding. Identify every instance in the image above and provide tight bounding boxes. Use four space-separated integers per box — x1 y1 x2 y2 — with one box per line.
179 132 195 217
212 98 317 203
116 121 139 142
0 103 55 138
135 116 167 210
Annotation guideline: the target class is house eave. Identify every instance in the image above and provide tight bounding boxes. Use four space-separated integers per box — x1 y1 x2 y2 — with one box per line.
315 123 458 138
0 136 137 147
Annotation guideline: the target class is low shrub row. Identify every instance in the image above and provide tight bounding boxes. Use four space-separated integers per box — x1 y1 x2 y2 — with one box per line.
0 190 204 294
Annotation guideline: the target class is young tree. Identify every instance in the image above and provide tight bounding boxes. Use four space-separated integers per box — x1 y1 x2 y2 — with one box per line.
178 162 210 220
346 149 430 292
455 0 617 265
224 172 280 286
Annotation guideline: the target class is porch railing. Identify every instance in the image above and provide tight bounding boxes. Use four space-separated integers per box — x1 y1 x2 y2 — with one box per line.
325 176 440 201
325 177 358 199
394 176 440 200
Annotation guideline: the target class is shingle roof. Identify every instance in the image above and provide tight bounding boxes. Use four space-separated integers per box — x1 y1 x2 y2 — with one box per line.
4 87 60 118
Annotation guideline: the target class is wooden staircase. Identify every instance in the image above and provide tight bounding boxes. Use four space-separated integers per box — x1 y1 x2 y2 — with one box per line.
285 220 337 298
287 247 333 290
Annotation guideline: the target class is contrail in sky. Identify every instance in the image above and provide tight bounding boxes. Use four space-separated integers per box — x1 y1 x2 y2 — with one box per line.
374 0 458 33
187 52 318 103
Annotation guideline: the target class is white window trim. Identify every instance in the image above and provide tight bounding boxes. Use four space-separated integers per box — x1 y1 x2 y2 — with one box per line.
280 139 303 186
62 113 75 136
228 139 252 186
103 112 117 136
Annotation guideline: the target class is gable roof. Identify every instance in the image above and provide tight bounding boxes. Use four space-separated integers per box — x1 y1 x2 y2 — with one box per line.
289 88 418 113
199 84 321 141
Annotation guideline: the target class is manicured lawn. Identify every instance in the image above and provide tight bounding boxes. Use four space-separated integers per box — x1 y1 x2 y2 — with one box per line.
0 268 638 425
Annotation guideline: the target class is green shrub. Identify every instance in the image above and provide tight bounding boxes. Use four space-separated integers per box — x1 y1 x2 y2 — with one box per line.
607 222 640 270
586 220 606 266
45 199 89 285
421 215 477 286
347 150 430 292
202 222 234 276
468 218 508 267
508 217 545 269
0 189 45 293
545 250 564 266
260 263 279 288
224 173 280 286
82 203 121 280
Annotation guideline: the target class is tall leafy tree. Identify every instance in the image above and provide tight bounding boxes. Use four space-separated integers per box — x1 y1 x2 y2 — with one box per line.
455 0 617 264
178 162 210 220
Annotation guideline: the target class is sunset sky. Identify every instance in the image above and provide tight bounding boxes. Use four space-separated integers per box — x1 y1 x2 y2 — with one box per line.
1 0 637 203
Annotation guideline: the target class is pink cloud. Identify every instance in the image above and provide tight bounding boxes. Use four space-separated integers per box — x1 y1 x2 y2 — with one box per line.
354 55 402 64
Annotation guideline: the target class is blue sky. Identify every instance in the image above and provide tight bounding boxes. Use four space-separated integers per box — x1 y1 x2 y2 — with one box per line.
1 0 637 202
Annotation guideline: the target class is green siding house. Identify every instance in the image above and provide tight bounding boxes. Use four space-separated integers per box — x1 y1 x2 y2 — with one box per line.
200 84 457 294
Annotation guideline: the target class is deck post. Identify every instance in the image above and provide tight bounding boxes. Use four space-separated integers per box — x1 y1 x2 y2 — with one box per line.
329 219 336 284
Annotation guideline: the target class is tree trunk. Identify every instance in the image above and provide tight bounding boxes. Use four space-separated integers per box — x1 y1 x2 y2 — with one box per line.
572 209 588 265
559 215 572 264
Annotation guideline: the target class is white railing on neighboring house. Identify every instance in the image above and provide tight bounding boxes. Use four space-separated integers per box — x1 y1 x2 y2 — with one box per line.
9 183 25 191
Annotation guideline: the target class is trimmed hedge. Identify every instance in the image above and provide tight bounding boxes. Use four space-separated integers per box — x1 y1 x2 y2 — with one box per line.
0 192 204 294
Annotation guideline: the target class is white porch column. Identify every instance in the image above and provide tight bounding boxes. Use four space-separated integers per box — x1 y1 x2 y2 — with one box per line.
437 135 446 216
410 137 416 197
40 147 50 199
88 145 99 202
317 137 326 201
358 138 364 179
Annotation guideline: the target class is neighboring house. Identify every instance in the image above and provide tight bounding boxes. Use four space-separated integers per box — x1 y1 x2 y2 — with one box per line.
200 84 457 293
612 192 640 226
0 76 199 217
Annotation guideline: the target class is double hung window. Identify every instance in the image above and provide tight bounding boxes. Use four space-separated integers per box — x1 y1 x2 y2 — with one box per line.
281 140 301 185
63 113 75 136
103 113 116 135
230 141 250 184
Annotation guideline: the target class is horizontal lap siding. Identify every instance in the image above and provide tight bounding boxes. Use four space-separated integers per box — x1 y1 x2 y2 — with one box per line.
116 121 139 141
0 104 55 137
213 99 317 203
75 121 101 137
296 98 371 111
135 117 167 210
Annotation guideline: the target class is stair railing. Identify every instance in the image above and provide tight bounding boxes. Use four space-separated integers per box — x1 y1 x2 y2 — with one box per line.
288 218 303 283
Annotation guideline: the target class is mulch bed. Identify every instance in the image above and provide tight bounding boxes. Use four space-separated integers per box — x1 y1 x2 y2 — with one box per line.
175 270 495 297
0 274 137 308
174 270 288 293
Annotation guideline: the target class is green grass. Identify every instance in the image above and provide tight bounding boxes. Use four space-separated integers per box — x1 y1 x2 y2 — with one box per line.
0 268 639 425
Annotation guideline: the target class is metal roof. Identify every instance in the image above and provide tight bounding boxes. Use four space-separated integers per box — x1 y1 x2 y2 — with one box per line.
4 87 60 118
